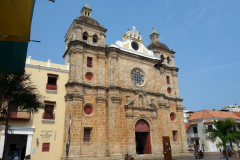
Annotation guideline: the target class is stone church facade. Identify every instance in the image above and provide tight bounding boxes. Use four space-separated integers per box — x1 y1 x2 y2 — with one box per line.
62 3 187 159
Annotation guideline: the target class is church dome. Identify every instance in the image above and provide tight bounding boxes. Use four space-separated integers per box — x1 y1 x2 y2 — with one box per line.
77 15 101 27
147 41 170 51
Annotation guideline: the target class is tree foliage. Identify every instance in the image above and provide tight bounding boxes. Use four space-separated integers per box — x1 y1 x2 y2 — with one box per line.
0 73 46 119
205 118 240 160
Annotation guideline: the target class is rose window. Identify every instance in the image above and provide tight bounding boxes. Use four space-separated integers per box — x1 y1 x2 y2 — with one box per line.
85 72 93 80
131 69 144 86
84 105 93 115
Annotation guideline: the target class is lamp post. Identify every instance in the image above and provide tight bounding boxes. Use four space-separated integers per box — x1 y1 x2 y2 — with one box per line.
1 109 7 121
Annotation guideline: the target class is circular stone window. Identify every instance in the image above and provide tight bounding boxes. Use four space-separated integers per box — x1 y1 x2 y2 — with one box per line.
131 69 144 86
85 72 93 80
170 113 175 121
167 87 172 94
131 41 139 51
84 105 93 115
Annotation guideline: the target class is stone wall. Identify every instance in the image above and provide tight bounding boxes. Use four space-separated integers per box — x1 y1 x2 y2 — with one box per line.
61 35 187 159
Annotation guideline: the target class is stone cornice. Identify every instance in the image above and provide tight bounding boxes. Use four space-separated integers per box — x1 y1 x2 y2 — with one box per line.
176 106 185 112
75 19 107 32
111 97 121 104
165 105 171 110
63 40 107 58
25 64 69 73
96 96 107 103
124 106 157 112
64 94 84 101
65 82 183 102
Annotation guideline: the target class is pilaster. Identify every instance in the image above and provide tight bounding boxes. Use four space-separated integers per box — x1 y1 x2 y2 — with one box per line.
96 96 108 156
97 52 106 86
176 106 188 153
108 50 118 86
108 95 121 156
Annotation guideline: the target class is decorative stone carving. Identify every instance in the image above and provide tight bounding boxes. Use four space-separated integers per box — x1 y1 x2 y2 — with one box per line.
165 105 170 110
74 24 82 29
151 111 157 119
96 96 107 103
125 109 133 118
111 97 121 104
176 106 185 112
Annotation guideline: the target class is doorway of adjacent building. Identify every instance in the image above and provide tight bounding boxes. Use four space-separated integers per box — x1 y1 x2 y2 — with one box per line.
135 119 151 154
4 134 27 160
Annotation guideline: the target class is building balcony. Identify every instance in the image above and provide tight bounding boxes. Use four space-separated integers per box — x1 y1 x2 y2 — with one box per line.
190 133 199 139
46 84 57 92
42 113 55 120
1 111 31 120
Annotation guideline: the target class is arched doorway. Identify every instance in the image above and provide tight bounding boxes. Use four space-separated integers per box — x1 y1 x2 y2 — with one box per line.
135 119 151 154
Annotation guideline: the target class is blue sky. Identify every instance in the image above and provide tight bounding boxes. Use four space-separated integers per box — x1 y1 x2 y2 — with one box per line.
28 0 240 111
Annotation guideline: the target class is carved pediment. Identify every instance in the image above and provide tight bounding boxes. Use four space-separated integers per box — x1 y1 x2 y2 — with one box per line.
124 94 158 113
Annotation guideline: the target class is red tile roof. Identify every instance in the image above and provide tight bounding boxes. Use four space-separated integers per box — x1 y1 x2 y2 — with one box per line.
190 122 197 125
233 112 240 118
204 120 214 124
185 122 190 131
188 110 240 120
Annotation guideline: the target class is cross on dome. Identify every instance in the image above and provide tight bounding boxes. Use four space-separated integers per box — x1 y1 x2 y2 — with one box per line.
132 26 136 30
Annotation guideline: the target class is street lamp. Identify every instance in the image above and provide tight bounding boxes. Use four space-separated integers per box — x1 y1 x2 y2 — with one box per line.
1 109 7 121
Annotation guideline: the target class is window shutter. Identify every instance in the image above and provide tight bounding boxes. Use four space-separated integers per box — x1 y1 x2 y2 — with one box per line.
42 143 50 152
87 57 92 68
84 129 91 142
166 76 170 84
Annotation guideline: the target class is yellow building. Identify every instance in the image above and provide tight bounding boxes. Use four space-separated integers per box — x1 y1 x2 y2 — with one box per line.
0 56 68 160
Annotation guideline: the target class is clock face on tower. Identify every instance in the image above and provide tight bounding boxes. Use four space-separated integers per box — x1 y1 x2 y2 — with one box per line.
131 41 139 51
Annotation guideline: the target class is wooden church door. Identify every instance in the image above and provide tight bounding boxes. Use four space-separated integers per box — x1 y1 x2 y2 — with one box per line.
143 132 151 154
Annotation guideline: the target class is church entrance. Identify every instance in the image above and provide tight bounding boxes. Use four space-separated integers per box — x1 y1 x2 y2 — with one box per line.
135 119 151 154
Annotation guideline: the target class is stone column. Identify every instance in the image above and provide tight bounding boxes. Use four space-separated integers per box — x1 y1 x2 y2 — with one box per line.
62 95 73 158
177 106 188 153
96 96 107 157
108 96 121 156
73 24 82 41
62 94 84 158
158 102 167 136
172 71 180 98
97 52 106 86
159 68 165 93
151 109 160 155
68 46 84 83
108 50 118 86
74 49 84 83
165 105 171 137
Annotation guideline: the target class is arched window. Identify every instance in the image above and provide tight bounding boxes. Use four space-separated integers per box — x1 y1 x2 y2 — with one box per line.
85 12 87 15
167 87 171 94
83 32 88 41
93 34 98 43
167 57 170 64
170 113 175 121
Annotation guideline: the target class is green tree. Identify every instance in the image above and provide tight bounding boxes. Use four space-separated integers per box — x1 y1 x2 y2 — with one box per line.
0 73 46 160
205 118 240 160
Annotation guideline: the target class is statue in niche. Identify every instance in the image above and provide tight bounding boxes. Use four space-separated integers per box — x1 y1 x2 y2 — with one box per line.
139 96 142 107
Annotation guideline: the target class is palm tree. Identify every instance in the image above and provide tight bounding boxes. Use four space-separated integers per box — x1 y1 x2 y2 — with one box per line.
205 118 240 160
0 72 47 160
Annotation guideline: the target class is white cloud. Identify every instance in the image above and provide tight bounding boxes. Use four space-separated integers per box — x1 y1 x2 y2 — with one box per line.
180 61 240 77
